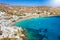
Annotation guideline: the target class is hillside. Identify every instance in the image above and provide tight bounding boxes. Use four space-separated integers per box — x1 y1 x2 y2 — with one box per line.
0 3 60 16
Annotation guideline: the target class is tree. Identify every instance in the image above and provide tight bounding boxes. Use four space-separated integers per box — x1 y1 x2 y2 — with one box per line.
37 12 41 14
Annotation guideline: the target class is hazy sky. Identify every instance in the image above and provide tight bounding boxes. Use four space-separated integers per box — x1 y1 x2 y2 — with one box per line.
0 0 60 7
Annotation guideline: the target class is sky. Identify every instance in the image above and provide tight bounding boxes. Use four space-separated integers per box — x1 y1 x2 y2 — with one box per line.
0 0 60 7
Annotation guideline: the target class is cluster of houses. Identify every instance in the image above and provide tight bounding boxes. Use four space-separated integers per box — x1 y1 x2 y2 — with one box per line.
0 11 25 40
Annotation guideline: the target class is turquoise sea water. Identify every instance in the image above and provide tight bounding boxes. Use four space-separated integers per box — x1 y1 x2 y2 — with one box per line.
13 16 60 40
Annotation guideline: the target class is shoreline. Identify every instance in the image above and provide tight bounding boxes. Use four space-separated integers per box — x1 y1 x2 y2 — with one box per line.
9 15 58 27
9 15 39 26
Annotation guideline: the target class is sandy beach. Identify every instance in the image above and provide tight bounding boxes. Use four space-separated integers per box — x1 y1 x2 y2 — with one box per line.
9 14 57 27
9 15 39 26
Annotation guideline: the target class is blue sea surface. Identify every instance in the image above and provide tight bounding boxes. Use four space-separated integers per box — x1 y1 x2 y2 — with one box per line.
13 16 60 40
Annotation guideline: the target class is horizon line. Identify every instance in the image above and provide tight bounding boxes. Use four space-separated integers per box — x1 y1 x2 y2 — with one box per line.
0 3 58 8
